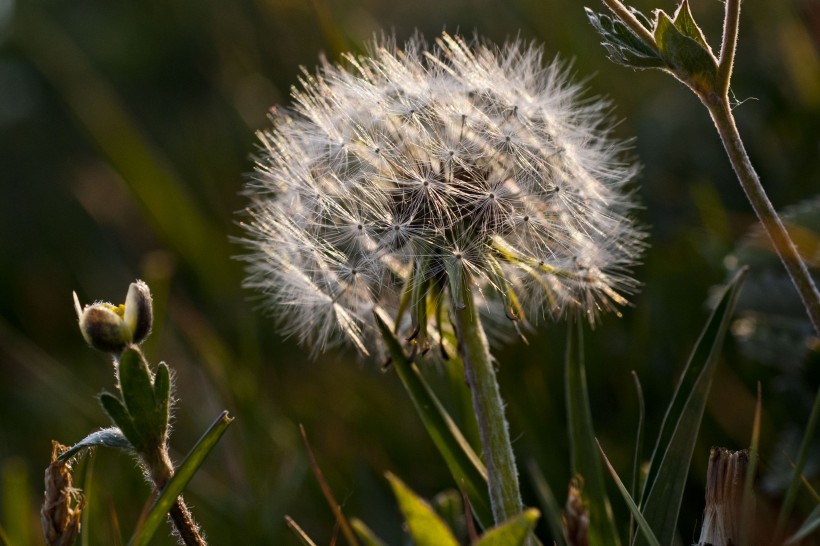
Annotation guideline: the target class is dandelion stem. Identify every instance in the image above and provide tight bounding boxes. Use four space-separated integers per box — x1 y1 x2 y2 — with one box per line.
702 93 820 335
451 278 524 525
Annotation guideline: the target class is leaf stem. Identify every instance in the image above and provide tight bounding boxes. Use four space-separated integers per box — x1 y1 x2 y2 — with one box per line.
717 0 741 95
450 279 523 525
150 451 207 546
601 0 658 50
702 93 820 335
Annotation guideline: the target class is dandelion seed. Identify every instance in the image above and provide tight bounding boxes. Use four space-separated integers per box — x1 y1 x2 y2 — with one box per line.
239 32 646 355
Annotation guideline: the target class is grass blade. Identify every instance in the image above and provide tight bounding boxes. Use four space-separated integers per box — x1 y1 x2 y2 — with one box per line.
284 516 319 546
526 461 567 546
598 441 661 546
775 383 820 540
740 383 762 546
636 268 747 546
628 371 645 546
374 309 493 529
565 318 621 546
784 505 820 545
300 424 359 546
128 411 233 546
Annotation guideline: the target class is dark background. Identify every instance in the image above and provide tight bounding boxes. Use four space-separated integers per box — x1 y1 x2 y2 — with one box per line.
1 0 818 544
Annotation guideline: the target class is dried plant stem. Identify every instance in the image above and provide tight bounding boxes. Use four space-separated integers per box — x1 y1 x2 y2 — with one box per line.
451 281 523 525
702 93 820 335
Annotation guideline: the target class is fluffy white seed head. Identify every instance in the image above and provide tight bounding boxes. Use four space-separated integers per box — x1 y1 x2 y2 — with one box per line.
239 32 646 356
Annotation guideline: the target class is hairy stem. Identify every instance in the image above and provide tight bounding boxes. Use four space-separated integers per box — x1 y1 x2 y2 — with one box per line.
151 450 207 546
717 0 741 95
703 93 820 335
451 281 523 524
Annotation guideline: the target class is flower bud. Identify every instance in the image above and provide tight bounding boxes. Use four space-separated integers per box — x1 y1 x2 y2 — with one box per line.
76 299 131 353
73 280 154 354
124 280 153 345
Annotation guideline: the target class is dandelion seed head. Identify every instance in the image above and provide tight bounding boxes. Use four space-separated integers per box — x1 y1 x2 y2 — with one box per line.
239 32 646 356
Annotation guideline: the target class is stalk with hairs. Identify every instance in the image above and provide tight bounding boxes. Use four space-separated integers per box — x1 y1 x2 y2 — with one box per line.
239 32 646 525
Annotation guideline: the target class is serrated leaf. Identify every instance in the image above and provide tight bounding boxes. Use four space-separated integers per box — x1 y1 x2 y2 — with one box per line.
653 10 717 93
58 427 133 462
153 362 171 438
387 472 460 546
636 269 747 546
598 442 661 546
118 348 160 444
351 518 389 546
99 392 144 451
672 0 713 52
474 508 539 546
565 320 621 546
375 310 493 529
585 8 665 69
128 411 232 546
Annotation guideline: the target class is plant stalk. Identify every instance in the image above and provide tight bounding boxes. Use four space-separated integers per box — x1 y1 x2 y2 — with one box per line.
450 280 524 524
151 449 207 546
702 93 820 335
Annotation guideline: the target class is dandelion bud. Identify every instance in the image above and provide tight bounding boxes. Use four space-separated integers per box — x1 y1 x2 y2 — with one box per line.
240 32 646 355
74 280 154 353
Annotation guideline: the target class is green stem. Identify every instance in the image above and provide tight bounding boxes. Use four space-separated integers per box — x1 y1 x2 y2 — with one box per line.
702 94 820 336
450 280 523 524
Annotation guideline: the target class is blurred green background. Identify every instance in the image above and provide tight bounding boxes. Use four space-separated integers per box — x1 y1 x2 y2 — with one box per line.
1 0 819 544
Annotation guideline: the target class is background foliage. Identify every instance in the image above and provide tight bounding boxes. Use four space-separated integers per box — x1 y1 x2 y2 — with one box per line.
0 0 818 544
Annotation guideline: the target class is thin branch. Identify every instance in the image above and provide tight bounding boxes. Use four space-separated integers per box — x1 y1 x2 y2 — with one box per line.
601 0 658 50
717 0 742 95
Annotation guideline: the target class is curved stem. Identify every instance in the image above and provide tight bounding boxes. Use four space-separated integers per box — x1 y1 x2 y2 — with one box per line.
703 93 820 335
450 280 524 524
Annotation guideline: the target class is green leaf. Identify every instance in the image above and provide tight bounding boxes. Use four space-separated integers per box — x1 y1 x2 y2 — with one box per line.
653 9 717 93
100 392 144 452
58 427 133 462
636 268 747 546
597 442 661 546
351 518 389 546
565 319 621 546
585 7 665 69
475 508 539 546
671 0 712 52
526 461 567 546
128 411 233 546
118 347 160 444
387 472 460 546
784 505 820 545
374 309 493 529
153 362 171 438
